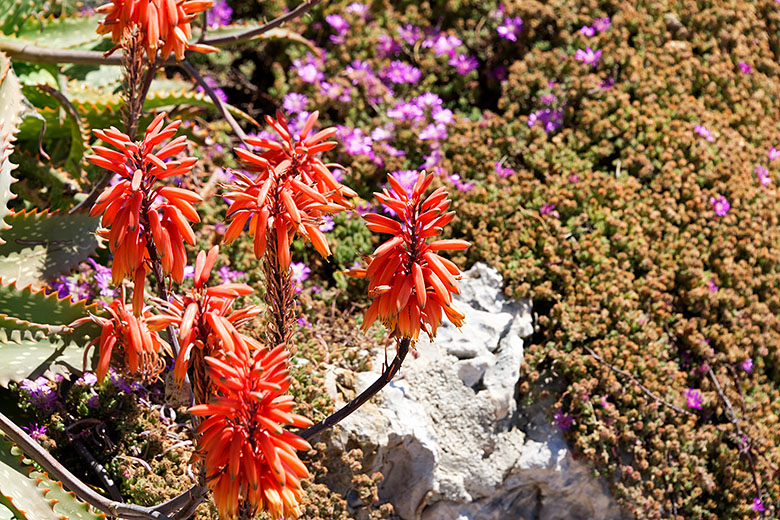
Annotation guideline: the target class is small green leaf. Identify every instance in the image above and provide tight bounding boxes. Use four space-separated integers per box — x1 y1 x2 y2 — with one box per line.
0 0 46 36
0 210 100 287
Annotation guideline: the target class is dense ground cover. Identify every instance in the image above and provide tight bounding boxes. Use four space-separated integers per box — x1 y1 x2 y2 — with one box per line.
5 0 780 518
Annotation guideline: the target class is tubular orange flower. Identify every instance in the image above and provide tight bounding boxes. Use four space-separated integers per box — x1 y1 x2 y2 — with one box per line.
151 246 263 401
71 293 170 382
347 171 470 341
190 345 312 519
223 110 356 270
96 0 218 62
86 112 201 315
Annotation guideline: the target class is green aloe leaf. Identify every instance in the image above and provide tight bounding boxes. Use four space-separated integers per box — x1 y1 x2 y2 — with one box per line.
0 433 105 519
0 328 91 387
0 52 24 244
0 0 47 36
0 15 102 50
0 210 100 288
0 280 101 332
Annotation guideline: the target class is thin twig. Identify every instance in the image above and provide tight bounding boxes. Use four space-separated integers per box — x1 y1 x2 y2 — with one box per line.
72 439 124 502
706 367 764 513
180 60 247 144
582 345 695 417
198 0 325 46
301 338 410 440
0 412 173 520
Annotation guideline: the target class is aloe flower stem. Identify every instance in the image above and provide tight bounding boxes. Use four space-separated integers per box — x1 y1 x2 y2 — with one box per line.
301 337 410 440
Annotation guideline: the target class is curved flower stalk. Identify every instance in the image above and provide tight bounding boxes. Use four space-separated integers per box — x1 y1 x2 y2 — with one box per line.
86 112 201 314
190 344 312 519
96 0 218 61
71 294 171 383
151 246 263 402
347 171 470 341
223 110 357 270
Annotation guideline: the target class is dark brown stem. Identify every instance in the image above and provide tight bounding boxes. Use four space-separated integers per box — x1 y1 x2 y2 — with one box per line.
180 60 247 145
301 338 410 440
72 439 123 502
582 345 696 417
262 237 296 349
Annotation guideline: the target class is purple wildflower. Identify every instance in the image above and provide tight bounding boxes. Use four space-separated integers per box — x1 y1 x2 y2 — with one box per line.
87 395 100 409
290 262 311 284
709 195 730 216
319 216 335 232
579 25 596 37
22 423 47 440
207 0 232 28
494 161 515 178
433 108 454 125
685 388 703 410
345 2 368 18
695 124 714 142
593 17 611 32
398 24 422 46
540 204 559 218
320 81 352 103
769 147 780 161
415 92 443 109
738 61 753 74
708 278 718 293
20 377 59 413
528 108 564 134
389 170 420 198
755 165 771 186
421 149 443 170
292 53 325 84
325 14 350 44
575 47 601 67
216 265 246 283
89 259 117 298
297 316 312 328
387 101 425 122
449 53 479 75
447 173 474 192
553 410 574 430
377 34 401 58
282 93 308 114
497 16 523 41
419 123 448 140
370 126 393 141
741 358 754 373
382 61 421 84
433 34 462 57
540 93 558 106
77 373 98 386
337 126 374 156
753 498 765 513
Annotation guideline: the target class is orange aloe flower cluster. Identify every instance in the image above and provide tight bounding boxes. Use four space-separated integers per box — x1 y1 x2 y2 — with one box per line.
190 345 312 519
348 171 470 341
87 113 201 314
223 110 357 269
152 247 263 386
72 294 170 382
96 0 217 61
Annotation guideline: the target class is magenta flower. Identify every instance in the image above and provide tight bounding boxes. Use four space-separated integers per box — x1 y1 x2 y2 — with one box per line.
207 0 232 28
753 498 765 513
293 53 325 83
593 17 611 32
382 61 422 84
769 147 780 161
708 278 718 293
540 204 559 218
695 124 714 142
575 47 601 67
398 24 422 45
741 358 754 373
553 410 574 430
755 165 771 186
345 2 368 17
22 423 48 440
685 388 703 410
738 61 753 74
377 34 401 57
497 16 523 41
433 34 463 57
528 108 564 134
709 195 730 216
319 215 334 232
448 53 478 75
282 92 308 114
580 25 596 37
291 262 311 285
494 162 515 178
600 77 615 90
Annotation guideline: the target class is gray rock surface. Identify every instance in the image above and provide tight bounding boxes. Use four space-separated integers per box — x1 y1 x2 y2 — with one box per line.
321 263 629 520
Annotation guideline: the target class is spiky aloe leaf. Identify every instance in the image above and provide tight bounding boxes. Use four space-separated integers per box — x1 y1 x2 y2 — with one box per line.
0 52 23 244
0 433 105 519
0 280 101 333
0 15 102 50
0 210 100 288
17 79 257 141
0 328 91 386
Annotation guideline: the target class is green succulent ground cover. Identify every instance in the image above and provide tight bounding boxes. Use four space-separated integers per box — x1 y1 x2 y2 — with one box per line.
1 0 780 519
